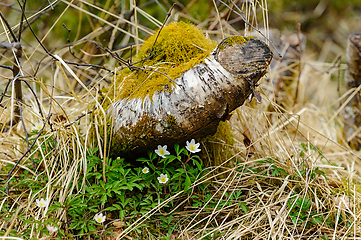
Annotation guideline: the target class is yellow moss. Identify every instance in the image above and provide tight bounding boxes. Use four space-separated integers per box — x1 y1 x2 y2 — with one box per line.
201 120 235 167
115 21 217 101
208 121 235 146
166 115 177 125
218 36 253 50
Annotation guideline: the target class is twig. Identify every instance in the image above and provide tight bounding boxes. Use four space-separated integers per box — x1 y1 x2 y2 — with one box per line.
0 64 13 70
219 0 282 59
0 2 25 130
91 41 181 88
19 103 38 173
0 11 17 42
0 43 23 130
63 109 94 128
8 43 23 128
17 0 26 41
23 78 45 119
146 3 176 60
23 11 111 75
293 22 302 105
6 123 45 195
62 23 86 64
64 59 112 72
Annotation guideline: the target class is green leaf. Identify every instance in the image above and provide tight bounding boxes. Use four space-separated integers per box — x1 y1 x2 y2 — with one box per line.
137 157 150 163
88 147 99 156
192 158 202 171
184 174 191 193
88 224 96 231
159 215 167 223
271 168 279 177
105 206 116 211
100 194 108 204
119 210 125 220
239 202 247 213
174 144 180 155
69 222 79 230
301 142 307 151
172 170 182 178
165 155 178 165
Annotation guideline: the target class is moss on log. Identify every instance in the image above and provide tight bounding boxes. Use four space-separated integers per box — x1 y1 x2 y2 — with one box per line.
105 22 273 158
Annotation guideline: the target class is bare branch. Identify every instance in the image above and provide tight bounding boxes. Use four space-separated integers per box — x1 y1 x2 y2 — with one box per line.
0 11 17 42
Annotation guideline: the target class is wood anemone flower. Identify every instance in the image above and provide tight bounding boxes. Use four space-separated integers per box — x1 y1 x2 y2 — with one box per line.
155 145 170 158
186 139 201 153
158 173 169 184
35 198 48 208
94 213 106 223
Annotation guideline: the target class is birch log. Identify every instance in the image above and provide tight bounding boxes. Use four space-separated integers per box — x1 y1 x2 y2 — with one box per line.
107 36 273 158
344 33 361 149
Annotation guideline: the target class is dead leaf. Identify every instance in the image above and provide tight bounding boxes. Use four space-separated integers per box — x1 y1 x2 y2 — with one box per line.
243 127 255 157
328 180 342 188
105 229 123 240
112 220 126 228
170 231 180 240
334 195 354 211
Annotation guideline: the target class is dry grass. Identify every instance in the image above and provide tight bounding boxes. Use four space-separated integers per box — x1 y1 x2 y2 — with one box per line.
0 0 361 239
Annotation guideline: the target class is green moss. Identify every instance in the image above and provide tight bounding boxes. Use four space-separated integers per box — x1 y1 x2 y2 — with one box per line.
218 36 253 50
211 121 235 146
114 21 217 101
201 120 235 167
166 115 177 125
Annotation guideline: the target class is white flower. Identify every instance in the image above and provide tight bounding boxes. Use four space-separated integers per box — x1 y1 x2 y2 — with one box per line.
35 198 48 208
46 224 58 234
186 139 201 153
33 122 43 131
157 173 169 184
155 145 170 158
94 212 106 223
142 167 149 174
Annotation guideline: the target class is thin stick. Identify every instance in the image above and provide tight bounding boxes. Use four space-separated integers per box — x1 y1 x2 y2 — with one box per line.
212 0 224 39
16 0 26 41
219 0 282 58
293 22 302 105
0 11 17 41
6 124 45 194
18 103 38 173
146 3 175 60
0 11 24 130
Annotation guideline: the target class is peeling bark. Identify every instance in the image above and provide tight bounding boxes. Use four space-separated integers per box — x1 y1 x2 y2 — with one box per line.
107 37 273 158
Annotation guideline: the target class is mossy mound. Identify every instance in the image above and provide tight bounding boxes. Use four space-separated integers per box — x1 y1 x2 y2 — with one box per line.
217 35 252 50
116 21 217 100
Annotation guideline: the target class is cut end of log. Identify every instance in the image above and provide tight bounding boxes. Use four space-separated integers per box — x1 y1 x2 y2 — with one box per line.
215 36 273 79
